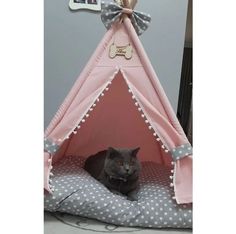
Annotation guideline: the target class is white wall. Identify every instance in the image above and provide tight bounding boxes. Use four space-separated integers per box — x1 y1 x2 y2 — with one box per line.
44 0 188 127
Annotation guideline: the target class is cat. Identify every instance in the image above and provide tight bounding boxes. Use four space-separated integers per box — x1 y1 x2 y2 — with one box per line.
84 147 141 201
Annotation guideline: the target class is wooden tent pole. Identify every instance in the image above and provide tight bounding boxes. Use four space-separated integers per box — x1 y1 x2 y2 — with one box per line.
122 0 137 9
129 0 137 9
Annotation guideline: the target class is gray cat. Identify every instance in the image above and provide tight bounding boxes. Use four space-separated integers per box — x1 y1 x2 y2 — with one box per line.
84 147 141 201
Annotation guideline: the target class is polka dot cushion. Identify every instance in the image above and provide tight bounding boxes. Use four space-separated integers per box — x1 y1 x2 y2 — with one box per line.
44 156 192 229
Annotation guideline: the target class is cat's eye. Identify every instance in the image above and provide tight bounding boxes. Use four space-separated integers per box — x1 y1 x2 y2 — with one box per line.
118 161 123 166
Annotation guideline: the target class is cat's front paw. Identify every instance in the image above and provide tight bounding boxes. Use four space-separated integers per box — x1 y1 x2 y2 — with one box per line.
110 189 123 196
127 195 138 201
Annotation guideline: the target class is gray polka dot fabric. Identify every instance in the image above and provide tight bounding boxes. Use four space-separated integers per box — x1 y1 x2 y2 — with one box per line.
171 143 193 161
101 1 151 36
44 156 192 229
44 138 59 155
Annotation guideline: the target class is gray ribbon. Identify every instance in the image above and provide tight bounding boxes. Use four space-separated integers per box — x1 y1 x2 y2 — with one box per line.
170 143 193 161
44 138 59 155
101 1 151 36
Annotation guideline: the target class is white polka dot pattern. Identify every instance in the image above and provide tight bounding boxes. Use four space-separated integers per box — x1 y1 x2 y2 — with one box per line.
100 2 151 36
171 143 192 161
44 156 192 228
44 138 59 154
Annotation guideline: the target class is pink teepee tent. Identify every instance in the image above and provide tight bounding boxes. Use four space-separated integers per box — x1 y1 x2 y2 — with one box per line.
44 0 192 205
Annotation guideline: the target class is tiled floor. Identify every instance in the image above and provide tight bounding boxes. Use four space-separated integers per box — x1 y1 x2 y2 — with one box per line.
44 212 192 234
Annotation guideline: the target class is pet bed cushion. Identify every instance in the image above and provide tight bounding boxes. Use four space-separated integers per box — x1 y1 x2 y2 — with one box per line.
44 156 192 228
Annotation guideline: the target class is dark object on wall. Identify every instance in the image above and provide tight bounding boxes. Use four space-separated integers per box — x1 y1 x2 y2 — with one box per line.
177 47 192 144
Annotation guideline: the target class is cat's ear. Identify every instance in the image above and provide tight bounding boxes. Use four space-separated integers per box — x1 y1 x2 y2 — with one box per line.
131 147 140 157
107 147 118 158
108 147 116 153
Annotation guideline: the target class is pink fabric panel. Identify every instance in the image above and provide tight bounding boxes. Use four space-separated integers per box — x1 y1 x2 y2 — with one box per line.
123 18 188 141
64 72 172 165
121 67 167 116
44 152 52 193
174 156 193 204
121 68 187 149
48 67 118 142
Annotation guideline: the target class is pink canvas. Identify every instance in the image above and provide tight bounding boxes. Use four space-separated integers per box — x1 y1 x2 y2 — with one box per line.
44 18 192 204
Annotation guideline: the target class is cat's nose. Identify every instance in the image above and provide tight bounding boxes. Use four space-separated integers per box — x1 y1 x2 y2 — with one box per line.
124 166 129 172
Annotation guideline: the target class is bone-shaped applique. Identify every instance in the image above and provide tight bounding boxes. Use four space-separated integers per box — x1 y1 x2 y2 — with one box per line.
109 43 133 60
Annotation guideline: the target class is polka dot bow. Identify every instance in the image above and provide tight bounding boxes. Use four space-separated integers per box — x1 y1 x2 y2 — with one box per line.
101 1 151 36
